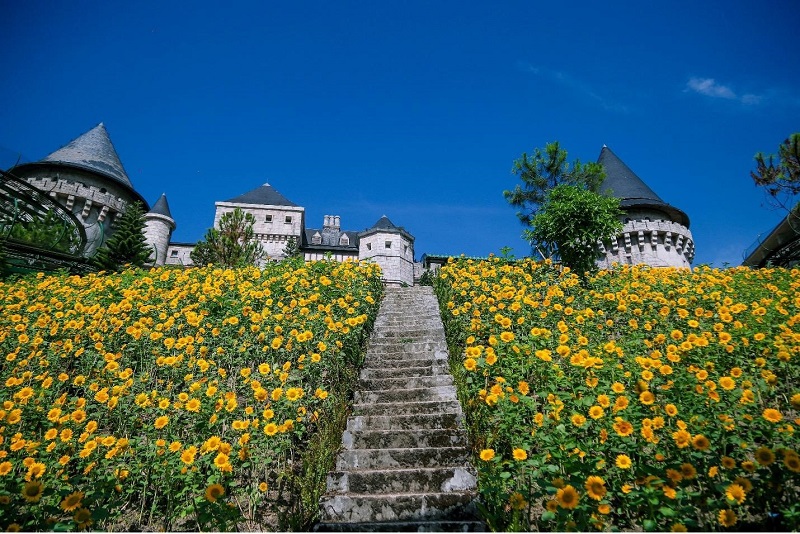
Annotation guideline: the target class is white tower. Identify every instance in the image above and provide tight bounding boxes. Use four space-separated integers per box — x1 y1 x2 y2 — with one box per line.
143 193 176 266
358 215 415 285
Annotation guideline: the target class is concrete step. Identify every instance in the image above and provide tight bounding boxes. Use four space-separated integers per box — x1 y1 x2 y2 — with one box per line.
327 467 477 495
335 447 471 470
364 350 444 362
359 365 439 380
358 375 454 391
319 492 479 524
353 399 463 417
347 412 462 432
354 385 458 404
314 519 487 532
361 358 444 371
342 428 467 450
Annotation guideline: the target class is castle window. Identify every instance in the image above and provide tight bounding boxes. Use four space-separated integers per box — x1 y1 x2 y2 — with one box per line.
170 250 178 257
404 245 408 254
366 243 372 251
339 234 349 246
385 241 392 249
265 214 273 223
285 216 292 224
312 232 322 245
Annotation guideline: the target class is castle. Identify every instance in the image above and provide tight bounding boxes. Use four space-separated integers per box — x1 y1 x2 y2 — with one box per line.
5 124 694 280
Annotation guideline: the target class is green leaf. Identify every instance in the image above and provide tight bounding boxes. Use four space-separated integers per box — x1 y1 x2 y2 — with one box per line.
659 506 675 517
643 519 658 531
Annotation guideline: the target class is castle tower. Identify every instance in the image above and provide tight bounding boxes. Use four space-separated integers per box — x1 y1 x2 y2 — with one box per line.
7 123 148 256
596 146 695 268
144 193 176 266
358 215 415 285
214 183 304 261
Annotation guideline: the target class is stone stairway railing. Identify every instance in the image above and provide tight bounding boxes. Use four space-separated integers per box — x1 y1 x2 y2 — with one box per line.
315 286 485 532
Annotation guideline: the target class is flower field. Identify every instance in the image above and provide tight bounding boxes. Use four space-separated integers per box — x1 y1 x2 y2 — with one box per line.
433 258 800 531
0 260 383 531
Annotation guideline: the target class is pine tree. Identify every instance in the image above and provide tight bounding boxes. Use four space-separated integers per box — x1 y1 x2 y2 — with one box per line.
91 201 153 271
190 207 265 268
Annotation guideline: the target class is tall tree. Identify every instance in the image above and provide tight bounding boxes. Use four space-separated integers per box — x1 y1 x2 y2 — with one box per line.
282 236 302 259
528 184 623 278
504 142 607 258
751 133 800 210
190 207 265 268
91 201 152 271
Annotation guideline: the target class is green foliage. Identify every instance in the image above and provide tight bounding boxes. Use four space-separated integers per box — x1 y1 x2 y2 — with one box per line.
6 210 81 254
505 141 606 226
282 236 302 259
751 133 800 210
190 207 265 268
91 201 152 272
527 185 623 278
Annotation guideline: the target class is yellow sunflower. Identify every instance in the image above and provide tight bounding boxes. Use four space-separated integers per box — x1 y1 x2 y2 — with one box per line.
60 491 84 512
615 454 632 469
691 434 710 451
718 509 737 528
480 449 495 461
556 485 579 509
754 446 775 466
725 483 746 505
509 492 527 510
21 480 44 502
784 452 800 473
512 448 528 461
73 507 93 528
762 408 783 423
205 483 225 503
585 476 607 501
154 416 169 429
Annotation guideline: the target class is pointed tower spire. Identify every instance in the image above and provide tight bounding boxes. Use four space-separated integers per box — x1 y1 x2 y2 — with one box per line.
149 193 173 218
41 123 133 189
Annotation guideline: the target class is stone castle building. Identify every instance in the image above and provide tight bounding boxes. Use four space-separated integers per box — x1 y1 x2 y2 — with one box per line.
6 125 694 281
8 124 416 285
596 146 694 268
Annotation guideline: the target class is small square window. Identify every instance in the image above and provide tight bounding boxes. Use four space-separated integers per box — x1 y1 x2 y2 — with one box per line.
366 243 372 251
170 250 178 257
385 241 392 249
265 214 273 223
285 216 292 224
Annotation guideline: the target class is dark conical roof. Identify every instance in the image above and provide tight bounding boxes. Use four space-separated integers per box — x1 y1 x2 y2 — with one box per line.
224 183 299 206
371 215 399 230
149 193 173 218
597 146 690 227
41 123 134 189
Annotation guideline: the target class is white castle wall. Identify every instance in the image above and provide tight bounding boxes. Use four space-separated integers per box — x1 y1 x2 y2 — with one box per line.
214 201 304 260
165 244 195 266
597 215 695 269
359 231 415 285
143 213 175 266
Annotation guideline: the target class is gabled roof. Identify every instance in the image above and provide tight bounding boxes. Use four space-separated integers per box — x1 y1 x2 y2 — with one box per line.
224 183 299 207
41 123 134 190
597 146 690 227
149 193 173 218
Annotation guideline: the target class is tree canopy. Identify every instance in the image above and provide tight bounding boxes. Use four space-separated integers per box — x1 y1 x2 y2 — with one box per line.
190 207 265 268
91 201 152 272
528 184 623 278
751 133 800 210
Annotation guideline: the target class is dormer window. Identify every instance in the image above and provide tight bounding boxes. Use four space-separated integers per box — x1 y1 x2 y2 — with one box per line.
311 232 322 245
339 234 350 246
265 214 273 223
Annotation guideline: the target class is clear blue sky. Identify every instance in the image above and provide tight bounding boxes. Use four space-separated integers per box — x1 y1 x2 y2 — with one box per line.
2 1 798 266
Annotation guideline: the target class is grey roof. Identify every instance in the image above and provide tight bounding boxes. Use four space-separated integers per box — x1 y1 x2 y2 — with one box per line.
224 183 299 206
41 123 134 190
360 214 414 241
149 193 173 218
302 228 360 251
371 215 399 230
597 146 690 227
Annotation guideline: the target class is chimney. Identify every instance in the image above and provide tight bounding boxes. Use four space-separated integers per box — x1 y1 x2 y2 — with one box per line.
334 215 340 229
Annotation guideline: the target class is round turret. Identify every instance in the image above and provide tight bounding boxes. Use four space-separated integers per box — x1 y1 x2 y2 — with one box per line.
144 193 176 266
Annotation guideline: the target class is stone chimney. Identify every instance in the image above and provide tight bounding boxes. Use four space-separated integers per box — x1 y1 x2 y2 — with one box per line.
323 215 340 229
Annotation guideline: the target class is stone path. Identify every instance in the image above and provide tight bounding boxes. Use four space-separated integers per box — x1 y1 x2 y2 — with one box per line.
315 286 484 532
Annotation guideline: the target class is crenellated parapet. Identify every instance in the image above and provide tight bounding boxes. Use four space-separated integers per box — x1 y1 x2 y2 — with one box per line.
597 218 694 269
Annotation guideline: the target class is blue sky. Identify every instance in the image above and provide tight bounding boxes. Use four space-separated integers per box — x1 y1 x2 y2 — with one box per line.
2 1 798 266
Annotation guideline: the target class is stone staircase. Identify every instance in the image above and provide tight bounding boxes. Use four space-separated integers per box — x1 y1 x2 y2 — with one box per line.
315 286 485 532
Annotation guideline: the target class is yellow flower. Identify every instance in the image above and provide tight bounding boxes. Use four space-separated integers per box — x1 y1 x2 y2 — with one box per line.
672 430 691 448
726 483 746 505
463 358 477 371
755 446 775 466
259 482 268 492
588 406 605 419
664 403 678 416
612 418 634 437
21 480 44 502
585 476 606 501
680 463 697 480
763 408 783 423
73 508 92 529
479 449 495 461
721 456 736 469
500 331 515 343
512 448 527 461
783 452 800 473
181 447 197 465
571 414 586 427
718 509 737 528
154 416 169 429
691 434 710 451
639 391 655 405
556 485 579 509
615 454 632 469
205 483 225 503
509 492 527 510
60 491 84 512
0 461 12 476
264 423 279 436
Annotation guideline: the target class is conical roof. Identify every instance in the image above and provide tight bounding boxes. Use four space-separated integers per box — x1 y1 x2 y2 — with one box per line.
224 183 299 206
371 215 399 230
41 123 134 190
149 193 173 218
597 146 690 227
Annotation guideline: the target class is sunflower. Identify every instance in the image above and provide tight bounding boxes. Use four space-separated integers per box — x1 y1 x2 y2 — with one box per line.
571 414 587 427
205 483 225 503
733 476 753 493
213 452 230 470
753 446 775 466
463 358 477 371
671 523 688 532
762 408 783 423
598 503 611 515
616 454 632 469
672 430 691 448
264 423 278 436
588 406 605 419
612 418 634 437
556 485 579 509
21 480 44 502
480 449 495 461
60 491 84 512
725 483 746 505
691 434 710 451
718 509 737 528
259 482 268 492
680 462 697 480
719 376 736 390
664 403 678 417
0 461 12 476
73 507 92 528
154 416 169 429
509 492 527 510
585 476 607 501
639 391 655 405
181 447 197 465
721 456 736 469
611 382 625 393
512 448 528 461
185 398 201 412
